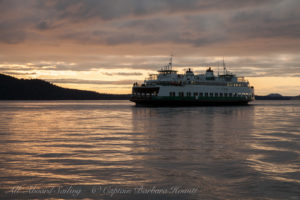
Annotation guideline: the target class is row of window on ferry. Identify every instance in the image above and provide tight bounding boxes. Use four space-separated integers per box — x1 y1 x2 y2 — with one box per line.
146 82 246 87
227 83 246 87
169 92 253 97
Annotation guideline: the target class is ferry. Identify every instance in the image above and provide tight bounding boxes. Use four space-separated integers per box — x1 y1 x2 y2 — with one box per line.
130 57 254 106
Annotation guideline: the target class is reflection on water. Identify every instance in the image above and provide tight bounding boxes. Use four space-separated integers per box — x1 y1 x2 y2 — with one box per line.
0 100 299 199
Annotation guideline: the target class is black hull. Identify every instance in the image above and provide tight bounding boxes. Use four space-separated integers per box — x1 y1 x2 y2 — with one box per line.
130 98 251 107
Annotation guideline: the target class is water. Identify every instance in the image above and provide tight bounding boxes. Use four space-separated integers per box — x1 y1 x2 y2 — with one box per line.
0 100 299 200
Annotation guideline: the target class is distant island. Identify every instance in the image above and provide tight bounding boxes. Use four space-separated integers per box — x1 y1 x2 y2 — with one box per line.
0 73 299 100
255 93 300 100
255 93 292 100
0 73 130 100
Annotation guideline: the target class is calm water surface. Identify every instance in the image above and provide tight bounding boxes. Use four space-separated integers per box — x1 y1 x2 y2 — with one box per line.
0 100 299 199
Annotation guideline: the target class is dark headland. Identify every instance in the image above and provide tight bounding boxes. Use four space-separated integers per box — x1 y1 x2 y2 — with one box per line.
0 73 130 100
0 73 299 100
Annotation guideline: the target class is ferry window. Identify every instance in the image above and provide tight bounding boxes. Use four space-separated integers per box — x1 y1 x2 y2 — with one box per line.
187 92 191 96
215 93 218 97
220 93 223 97
210 93 213 97
199 92 203 97
205 93 208 97
193 92 198 96
169 92 175 96
179 92 184 97
224 93 228 97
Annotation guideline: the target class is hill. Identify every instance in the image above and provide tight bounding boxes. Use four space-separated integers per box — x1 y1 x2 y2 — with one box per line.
255 93 292 100
291 95 300 100
0 73 130 100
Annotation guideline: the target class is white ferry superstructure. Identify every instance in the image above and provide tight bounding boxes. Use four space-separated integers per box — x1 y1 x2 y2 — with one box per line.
130 57 254 106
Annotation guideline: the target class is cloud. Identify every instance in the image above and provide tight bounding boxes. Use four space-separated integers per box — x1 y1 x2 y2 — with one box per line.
1 71 36 76
1 0 300 95
1 54 300 78
0 22 26 44
229 1 300 39
0 62 94 71
46 78 135 85
103 72 143 76
36 0 276 21
35 21 54 30
1 0 299 48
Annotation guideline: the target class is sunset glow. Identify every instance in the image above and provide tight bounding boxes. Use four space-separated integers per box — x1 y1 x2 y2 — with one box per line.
1 0 300 95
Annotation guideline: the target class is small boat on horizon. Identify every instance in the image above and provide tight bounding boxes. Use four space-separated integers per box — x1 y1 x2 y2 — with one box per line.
130 57 255 106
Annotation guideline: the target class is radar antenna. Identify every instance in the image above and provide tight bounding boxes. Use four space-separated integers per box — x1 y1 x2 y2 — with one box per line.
169 54 173 70
223 57 226 75
218 61 220 76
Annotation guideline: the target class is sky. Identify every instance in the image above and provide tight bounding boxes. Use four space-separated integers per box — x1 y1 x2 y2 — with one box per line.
1 0 300 95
